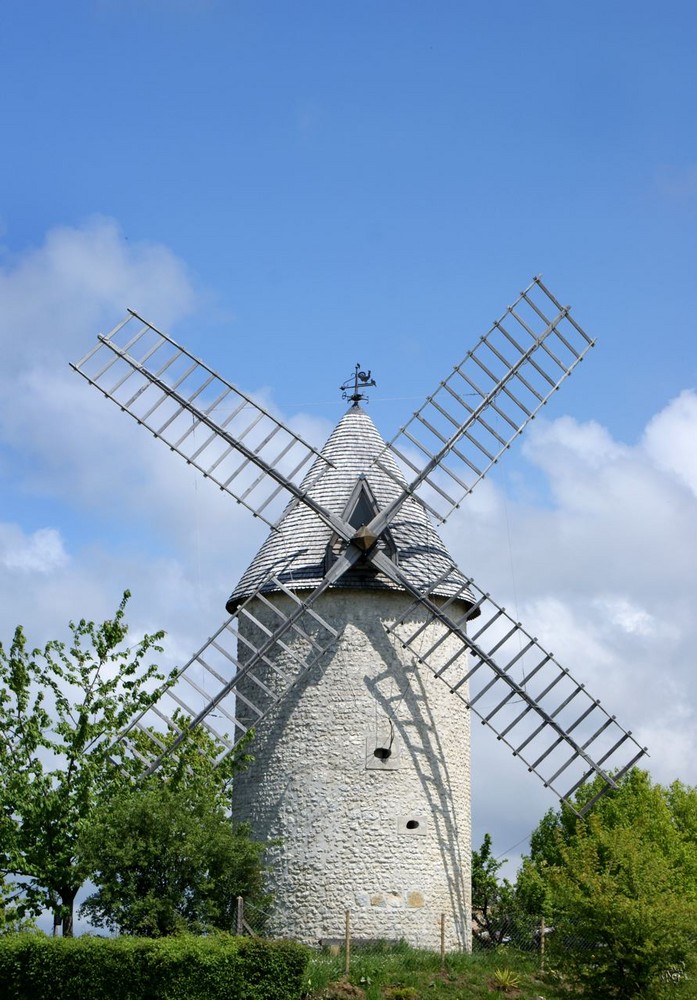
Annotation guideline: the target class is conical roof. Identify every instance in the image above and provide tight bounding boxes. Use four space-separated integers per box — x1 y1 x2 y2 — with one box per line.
227 404 473 611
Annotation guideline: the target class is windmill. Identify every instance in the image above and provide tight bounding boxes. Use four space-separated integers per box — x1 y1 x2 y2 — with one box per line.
71 277 646 949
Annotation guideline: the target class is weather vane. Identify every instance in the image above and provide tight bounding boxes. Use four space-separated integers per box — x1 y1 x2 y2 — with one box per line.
340 363 377 404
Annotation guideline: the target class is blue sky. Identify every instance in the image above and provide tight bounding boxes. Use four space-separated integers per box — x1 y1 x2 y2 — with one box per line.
3 1 696 435
1 0 697 913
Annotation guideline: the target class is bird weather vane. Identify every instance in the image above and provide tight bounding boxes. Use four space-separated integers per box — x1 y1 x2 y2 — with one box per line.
340 364 377 403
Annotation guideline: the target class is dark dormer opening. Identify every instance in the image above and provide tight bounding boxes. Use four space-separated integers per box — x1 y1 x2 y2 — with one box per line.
324 477 398 574
348 485 379 531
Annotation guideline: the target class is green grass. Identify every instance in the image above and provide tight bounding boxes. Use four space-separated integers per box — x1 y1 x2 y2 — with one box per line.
304 942 566 1000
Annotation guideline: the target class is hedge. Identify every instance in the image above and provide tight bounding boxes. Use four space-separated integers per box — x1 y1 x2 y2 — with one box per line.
0 933 309 1000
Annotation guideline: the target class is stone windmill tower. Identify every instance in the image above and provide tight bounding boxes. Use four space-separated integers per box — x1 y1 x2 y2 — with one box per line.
72 277 647 949
228 399 474 947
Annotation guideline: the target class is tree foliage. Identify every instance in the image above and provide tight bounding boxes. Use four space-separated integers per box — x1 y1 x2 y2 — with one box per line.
0 593 165 934
79 719 268 936
519 769 697 999
0 879 34 935
471 833 519 947
0 597 269 939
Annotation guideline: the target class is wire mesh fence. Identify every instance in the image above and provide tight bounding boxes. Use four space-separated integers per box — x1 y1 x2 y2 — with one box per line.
471 911 553 971
473 910 536 948
230 902 695 1000
233 898 560 972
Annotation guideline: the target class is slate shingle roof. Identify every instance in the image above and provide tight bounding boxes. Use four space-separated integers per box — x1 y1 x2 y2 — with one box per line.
226 404 473 611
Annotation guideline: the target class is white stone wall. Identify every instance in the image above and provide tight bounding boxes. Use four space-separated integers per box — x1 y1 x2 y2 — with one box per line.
232 589 472 951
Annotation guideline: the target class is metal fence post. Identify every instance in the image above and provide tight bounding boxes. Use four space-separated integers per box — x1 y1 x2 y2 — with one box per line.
539 916 545 972
440 913 445 968
237 896 244 936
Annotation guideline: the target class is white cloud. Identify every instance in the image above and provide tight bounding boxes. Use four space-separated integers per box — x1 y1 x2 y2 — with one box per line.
0 216 195 374
590 594 661 639
446 395 697 840
0 218 332 654
643 389 697 498
0 525 69 574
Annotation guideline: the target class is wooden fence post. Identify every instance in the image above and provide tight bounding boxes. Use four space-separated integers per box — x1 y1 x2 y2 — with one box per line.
344 910 351 977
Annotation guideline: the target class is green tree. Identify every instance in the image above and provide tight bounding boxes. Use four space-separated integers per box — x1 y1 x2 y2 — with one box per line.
79 782 268 936
0 593 165 935
471 833 519 947
79 719 268 936
0 878 35 934
518 770 697 999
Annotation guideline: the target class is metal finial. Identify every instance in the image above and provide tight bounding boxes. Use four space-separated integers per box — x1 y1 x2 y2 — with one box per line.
340 363 377 404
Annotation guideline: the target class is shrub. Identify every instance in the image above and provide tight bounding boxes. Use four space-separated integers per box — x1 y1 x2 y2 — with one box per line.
0 933 309 1000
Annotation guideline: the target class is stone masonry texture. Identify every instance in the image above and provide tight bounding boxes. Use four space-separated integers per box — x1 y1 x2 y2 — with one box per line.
232 589 472 951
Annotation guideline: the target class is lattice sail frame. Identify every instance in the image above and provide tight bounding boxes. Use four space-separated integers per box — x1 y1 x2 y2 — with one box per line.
72 277 648 812
372 277 595 526
71 311 334 529
112 554 340 773
377 559 646 815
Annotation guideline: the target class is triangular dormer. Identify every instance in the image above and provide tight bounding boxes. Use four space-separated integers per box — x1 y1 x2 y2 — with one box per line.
324 476 398 574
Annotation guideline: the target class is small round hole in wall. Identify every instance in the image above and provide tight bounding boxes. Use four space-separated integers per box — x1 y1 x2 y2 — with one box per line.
373 746 392 761
406 819 420 830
